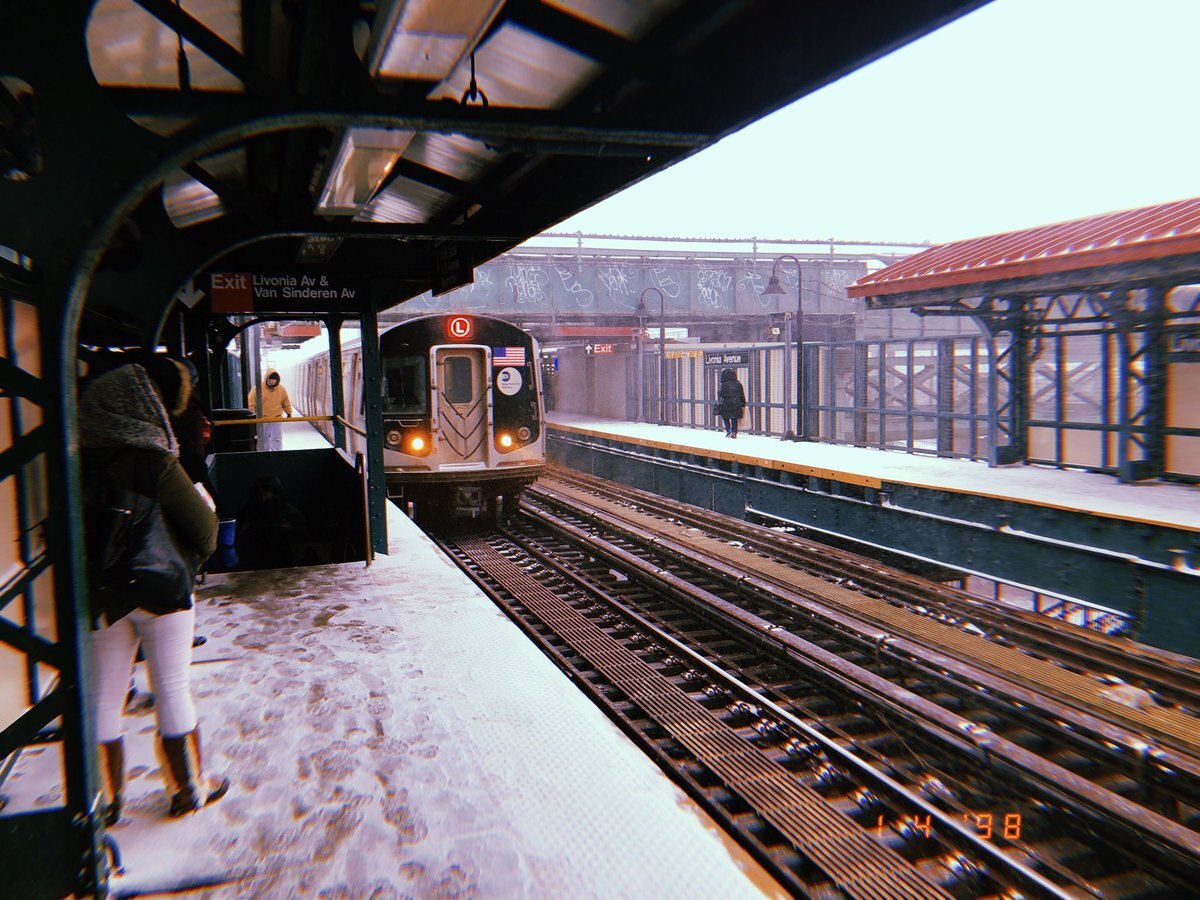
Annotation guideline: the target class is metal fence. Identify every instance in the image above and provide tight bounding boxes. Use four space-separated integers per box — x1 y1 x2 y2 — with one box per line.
810 337 989 457
639 336 992 460
630 326 1200 479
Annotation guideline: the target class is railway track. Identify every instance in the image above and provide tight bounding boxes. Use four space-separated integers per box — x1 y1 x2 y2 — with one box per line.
544 467 1200 713
434 490 1200 898
532 473 1200 760
525 476 1200 819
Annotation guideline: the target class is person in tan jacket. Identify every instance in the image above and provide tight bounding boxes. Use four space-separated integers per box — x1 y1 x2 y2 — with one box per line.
248 368 292 451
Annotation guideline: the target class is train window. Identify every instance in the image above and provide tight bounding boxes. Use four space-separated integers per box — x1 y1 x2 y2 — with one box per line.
383 354 428 415
444 357 473 404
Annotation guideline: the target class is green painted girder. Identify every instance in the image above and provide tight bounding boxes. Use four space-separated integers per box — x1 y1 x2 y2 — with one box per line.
0 686 65 762
0 555 49 616
0 425 47 479
0 615 64 674
0 356 47 405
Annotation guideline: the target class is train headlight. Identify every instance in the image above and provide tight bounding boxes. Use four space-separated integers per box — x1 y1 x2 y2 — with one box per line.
498 432 514 449
409 435 426 453
386 429 403 447
517 426 532 441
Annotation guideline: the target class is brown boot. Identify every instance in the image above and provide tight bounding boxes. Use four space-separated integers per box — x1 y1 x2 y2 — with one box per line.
99 739 125 826
155 729 230 817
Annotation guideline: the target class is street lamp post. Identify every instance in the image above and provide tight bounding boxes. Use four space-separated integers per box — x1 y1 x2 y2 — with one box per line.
638 287 666 424
763 255 806 440
634 300 648 422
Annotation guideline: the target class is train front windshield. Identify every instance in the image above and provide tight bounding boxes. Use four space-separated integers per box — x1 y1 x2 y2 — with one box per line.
383 354 428 416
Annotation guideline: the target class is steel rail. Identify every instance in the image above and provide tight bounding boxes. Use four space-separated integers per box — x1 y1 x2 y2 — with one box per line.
515 502 1200 884
524 483 1200 837
533 477 1200 755
428 532 809 898
542 468 1200 707
440 530 1045 897
438 533 951 898
464 512 1183 894
494 525 1073 899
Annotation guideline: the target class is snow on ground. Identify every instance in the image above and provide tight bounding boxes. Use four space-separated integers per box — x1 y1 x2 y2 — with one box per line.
278 420 331 451
549 414 1200 531
5 502 779 898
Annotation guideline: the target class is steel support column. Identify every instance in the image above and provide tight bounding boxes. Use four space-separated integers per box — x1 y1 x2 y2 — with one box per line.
852 342 869 446
981 299 1029 466
1098 286 1167 482
327 316 347 451
358 302 388 555
0 274 106 896
936 337 955 454
800 342 818 440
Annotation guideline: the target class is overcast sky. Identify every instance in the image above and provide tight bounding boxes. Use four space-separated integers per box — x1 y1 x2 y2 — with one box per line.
548 0 1199 246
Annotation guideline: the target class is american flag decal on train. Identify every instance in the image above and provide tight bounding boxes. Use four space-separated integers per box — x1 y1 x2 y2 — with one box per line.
493 346 526 366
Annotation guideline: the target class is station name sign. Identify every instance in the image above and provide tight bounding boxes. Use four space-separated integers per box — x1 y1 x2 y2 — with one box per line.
210 272 364 313
704 349 750 367
432 240 474 297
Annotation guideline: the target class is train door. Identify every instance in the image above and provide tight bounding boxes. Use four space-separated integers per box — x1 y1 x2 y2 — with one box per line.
434 346 487 465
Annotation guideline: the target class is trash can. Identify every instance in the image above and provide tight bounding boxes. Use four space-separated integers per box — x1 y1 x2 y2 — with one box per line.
218 519 238 570
212 408 257 453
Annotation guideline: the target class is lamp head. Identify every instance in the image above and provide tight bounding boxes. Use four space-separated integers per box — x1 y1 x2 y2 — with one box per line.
763 274 787 296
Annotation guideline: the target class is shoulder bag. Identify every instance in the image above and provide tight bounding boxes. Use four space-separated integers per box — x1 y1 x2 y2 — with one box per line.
88 465 196 618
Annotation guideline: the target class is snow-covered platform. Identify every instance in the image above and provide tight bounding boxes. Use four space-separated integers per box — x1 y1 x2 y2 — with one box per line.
546 414 1200 655
278 418 332 451
2 500 778 897
547 414 1200 532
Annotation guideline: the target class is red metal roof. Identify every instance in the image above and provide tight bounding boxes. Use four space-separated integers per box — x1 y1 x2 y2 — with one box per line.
848 196 1200 300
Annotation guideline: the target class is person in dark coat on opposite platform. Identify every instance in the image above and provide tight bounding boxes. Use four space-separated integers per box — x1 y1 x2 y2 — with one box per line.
717 367 746 438
79 356 228 824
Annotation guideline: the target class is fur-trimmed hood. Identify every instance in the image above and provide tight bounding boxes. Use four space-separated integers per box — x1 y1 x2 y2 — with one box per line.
78 364 178 455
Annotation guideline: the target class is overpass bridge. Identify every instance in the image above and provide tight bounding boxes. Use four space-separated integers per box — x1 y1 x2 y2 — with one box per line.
381 234 932 344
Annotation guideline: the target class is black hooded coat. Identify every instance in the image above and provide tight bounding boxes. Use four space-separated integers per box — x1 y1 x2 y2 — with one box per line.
717 368 746 419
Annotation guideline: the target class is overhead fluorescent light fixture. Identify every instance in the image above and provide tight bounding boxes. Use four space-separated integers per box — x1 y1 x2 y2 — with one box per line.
428 22 599 110
543 0 683 40
359 175 452 224
163 170 226 227
316 128 414 215
87 0 244 91
369 0 504 81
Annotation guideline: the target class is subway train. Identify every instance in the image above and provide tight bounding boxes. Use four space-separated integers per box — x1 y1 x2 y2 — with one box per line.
292 313 545 521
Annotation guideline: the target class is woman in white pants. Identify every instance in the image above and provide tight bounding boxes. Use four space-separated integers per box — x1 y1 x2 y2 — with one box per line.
80 357 227 823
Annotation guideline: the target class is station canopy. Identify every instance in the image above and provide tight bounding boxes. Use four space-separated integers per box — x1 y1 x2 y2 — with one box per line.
848 196 1200 309
41 0 988 338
